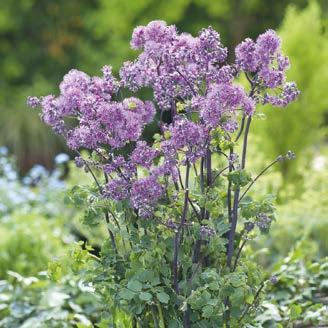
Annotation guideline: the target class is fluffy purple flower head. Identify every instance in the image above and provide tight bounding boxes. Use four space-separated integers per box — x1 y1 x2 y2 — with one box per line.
235 30 291 88
197 82 255 130
130 176 163 216
235 29 299 104
235 38 258 72
28 21 300 219
103 155 126 175
131 141 159 169
123 97 156 124
131 20 177 50
38 95 64 133
27 96 40 108
130 26 146 49
28 65 155 151
264 82 300 107
195 27 227 66
119 60 147 92
256 29 281 64
123 23 228 109
105 178 130 201
162 119 208 164
74 156 85 168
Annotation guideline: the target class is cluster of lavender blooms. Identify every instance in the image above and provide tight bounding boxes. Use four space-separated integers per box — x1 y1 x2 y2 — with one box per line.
27 21 299 218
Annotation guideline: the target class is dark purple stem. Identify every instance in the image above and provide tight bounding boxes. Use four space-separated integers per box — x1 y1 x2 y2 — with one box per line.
233 238 247 271
227 116 252 269
173 163 190 293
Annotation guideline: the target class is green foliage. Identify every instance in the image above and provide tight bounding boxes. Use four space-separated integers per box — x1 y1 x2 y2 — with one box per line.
256 241 328 327
252 1 328 186
0 151 104 327
227 169 252 189
0 146 327 326
252 150 328 266
0 271 101 328
56 162 275 327
0 213 64 277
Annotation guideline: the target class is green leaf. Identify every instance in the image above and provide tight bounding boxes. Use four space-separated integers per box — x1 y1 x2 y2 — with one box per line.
127 280 143 292
119 289 136 300
202 305 214 318
139 292 152 301
289 304 302 321
229 273 245 288
246 294 254 304
156 292 170 304
208 281 220 291
47 261 63 282
227 170 252 188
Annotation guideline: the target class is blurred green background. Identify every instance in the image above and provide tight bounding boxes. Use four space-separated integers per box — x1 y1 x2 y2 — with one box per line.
0 0 328 326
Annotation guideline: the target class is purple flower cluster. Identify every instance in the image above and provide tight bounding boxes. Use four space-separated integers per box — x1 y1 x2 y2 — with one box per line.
120 21 229 109
264 82 300 107
194 83 255 132
130 176 164 216
161 119 208 164
235 30 299 106
28 69 155 150
200 225 215 239
131 141 160 169
256 213 272 230
28 21 299 218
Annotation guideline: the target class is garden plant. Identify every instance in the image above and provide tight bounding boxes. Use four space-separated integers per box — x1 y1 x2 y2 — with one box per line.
28 21 299 327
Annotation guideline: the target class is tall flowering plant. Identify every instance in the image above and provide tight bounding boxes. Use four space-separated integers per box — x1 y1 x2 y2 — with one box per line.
28 21 299 327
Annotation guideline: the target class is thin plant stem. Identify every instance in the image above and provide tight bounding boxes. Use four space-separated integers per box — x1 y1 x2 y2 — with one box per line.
192 148 212 264
239 158 279 202
206 148 212 187
156 302 166 328
177 165 185 190
188 197 202 221
211 165 229 186
227 116 252 269
173 163 190 293
234 113 246 142
233 238 248 271
200 157 205 221
205 148 212 220
151 306 160 328
193 163 198 177
241 116 252 169
227 189 240 269
183 306 191 328
104 211 118 253
227 147 234 223
79 159 118 253
239 281 265 323
227 180 232 223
